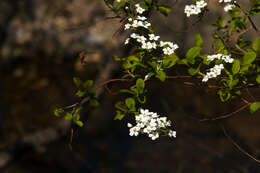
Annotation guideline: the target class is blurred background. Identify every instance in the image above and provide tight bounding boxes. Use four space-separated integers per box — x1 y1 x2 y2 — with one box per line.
0 0 259 172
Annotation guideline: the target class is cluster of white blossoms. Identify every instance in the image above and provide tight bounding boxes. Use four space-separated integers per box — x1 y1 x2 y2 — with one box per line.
128 109 176 140
184 0 207 17
219 0 236 12
124 3 178 55
202 54 234 82
202 64 224 82
207 53 234 63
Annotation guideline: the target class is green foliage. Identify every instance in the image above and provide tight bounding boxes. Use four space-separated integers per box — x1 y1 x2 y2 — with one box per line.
252 38 260 52
55 0 260 131
156 5 172 16
250 102 260 114
186 47 201 64
232 60 240 74
162 54 179 69
240 50 256 65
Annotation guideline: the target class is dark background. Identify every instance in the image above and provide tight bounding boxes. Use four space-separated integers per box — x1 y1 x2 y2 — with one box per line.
0 0 259 172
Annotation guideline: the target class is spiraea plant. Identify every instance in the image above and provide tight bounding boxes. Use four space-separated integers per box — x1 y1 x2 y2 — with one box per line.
54 0 260 161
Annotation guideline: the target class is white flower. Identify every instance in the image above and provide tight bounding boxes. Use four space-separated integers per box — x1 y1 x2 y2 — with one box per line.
168 130 176 138
196 0 207 8
149 132 159 140
127 123 133 128
202 63 225 82
129 127 139 136
149 34 160 41
163 47 174 55
135 4 145 14
132 20 142 28
142 42 153 49
184 1 207 17
202 75 209 82
143 21 151 28
137 16 147 21
128 18 133 22
151 42 157 49
130 33 139 39
136 35 147 43
224 4 235 12
127 109 176 140
124 38 130 45
124 23 131 30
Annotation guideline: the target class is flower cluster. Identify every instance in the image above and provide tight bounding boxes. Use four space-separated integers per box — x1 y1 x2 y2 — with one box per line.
128 109 176 140
202 54 234 82
202 64 224 82
207 54 234 63
124 3 178 55
184 0 207 17
219 0 236 12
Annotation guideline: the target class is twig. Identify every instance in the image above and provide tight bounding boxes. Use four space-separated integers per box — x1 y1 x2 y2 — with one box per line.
94 78 131 90
200 102 250 122
221 125 260 164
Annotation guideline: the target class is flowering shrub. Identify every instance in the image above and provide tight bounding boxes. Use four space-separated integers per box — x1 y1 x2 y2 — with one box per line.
54 0 260 145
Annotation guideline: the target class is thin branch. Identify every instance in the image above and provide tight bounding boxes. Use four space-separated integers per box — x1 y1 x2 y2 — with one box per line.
200 102 250 122
94 78 131 90
221 125 260 164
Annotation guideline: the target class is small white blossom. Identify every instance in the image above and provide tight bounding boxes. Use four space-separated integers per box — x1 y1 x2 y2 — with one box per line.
163 47 174 55
124 23 131 30
184 1 207 17
149 34 160 41
142 42 153 49
124 38 130 45
137 16 147 21
135 4 145 14
129 127 139 136
224 4 235 12
127 123 133 128
149 132 159 140
168 130 176 138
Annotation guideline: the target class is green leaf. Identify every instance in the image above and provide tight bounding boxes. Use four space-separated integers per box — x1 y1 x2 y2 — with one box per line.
76 90 86 97
156 70 166 82
54 108 65 117
232 59 240 74
125 97 135 111
115 101 127 112
65 113 73 120
195 34 203 47
73 77 82 88
145 0 152 5
119 89 135 95
162 54 179 68
83 80 93 90
218 89 231 102
250 102 260 114
73 113 80 121
74 120 84 127
241 50 257 65
188 67 200 76
256 75 260 84
252 38 260 52
186 47 201 64
136 78 145 94
157 5 171 16
114 111 125 120
90 99 99 107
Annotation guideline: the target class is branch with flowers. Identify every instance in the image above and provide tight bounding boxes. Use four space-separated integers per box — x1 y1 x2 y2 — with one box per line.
54 0 260 158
